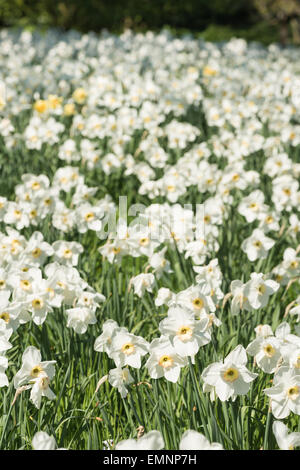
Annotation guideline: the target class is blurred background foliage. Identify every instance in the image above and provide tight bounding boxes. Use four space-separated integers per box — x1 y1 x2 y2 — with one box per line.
0 0 300 44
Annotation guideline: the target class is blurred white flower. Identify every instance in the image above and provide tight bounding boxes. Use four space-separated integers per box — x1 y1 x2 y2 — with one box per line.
115 430 164 450
179 430 223 450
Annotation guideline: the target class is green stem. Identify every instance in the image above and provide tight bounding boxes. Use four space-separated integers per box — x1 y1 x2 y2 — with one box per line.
263 405 272 450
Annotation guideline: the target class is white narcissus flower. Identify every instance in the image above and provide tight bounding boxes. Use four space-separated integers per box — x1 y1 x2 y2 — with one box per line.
3 201 30 230
65 307 97 334
272 421 300 450
22 231 54 266
241 229 275 262
258 211 280 233
179 430 223 450
159 306 210 357
108 367 134 398
238 190 267 223
148 248 173 278
246 336 282 373
52 202 75 232
264 366 300 419
146 336 187 383
44 263 87 307
281 344 300 370
94 319 120 355
75 290 105 311
115 430 164 450
51 240 84 266
155 287 175 307
281 248 300 279
126 227 159 258
194 258 223 286
13 347 56 409
0 355 9 387
71 182 98 206
289 299 300 322
75 203 103 233
245 273 279 310
203 382 217 402
14 346 56 388
275 322 300 348
30 372 56 409
58 138 80 163
254 324 274 338
289 214 300 239
109 329 149 368
0 295 29 332
0 316 13 353
184 239 208 265
201 345 257 401
194 258 224 301
130 273 155 298
32 431 56 450
230 280 251 315
25 292 53 326
176 284 216 316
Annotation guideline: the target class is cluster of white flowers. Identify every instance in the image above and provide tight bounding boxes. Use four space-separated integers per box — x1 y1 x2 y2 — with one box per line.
0 225 105 400
0 170 114 233
0 28 300 450
0 228 105 334
31 428 223 450
114 429 223 450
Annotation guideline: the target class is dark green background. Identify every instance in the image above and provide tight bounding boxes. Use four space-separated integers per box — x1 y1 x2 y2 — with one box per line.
0 0 295 44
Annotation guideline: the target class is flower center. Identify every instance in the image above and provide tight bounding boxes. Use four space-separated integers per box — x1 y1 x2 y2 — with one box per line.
32 247 41 258
223 367 239 383
258 284 266 294
85 212 95 221
287 386 299 400
30 365 43 378
192 298 204 310
0 280 6 289
121 343 135 355
139 237 149 246
0 312 10 323
32 298 44 309
63 248 72 258
177 326 193 342
263 344 275 358
158 355 173 368
20 279 31 290
31 181 40 190
46 287 54 298
290 261 298 270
